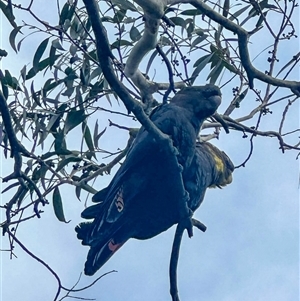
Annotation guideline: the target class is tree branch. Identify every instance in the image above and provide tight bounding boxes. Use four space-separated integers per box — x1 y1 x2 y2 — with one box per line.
167 0 300 95
124 1 167 104
82 0 173 145
0 90 31 157
169 218 207 301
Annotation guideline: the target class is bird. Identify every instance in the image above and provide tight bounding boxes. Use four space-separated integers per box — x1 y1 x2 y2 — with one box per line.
75 84 226 276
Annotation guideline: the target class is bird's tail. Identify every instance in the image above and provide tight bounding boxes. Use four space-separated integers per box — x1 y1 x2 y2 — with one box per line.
84 236 127 275
75 219 129 275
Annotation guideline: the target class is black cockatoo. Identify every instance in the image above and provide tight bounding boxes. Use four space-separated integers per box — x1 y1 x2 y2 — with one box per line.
76 84 229 276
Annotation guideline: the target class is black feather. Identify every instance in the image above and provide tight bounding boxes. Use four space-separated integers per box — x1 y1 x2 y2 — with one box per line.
75 84 232 276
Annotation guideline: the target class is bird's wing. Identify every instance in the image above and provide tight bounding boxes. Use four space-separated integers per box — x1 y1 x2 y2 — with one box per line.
103 104 192 223
185 144 215 211
78 104 185 242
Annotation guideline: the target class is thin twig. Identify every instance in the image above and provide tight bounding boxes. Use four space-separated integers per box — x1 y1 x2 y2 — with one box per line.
61 270 117 292
156 44 176 103
7 229 62 301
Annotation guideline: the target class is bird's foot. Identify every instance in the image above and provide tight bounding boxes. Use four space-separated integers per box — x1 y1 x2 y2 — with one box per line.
180 215 193 238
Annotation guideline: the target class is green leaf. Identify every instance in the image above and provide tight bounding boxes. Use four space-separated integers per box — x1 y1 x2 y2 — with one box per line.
191 35 208 48
145 50 158 75
33 38 49 73
26 55 61 80
191 53 214 84
56 156 81 172
52 38 65 51
159 36 172 46
0 82 8 99
70 16 80 39
90 67 102 81
31 165 47 184
75 186 81 201
207 61 224 85
222 59 238 74
276 53 300 77
256 11 267 28
79 183 97 194
62 86 74 97
3 69 12 86
20 65 27 81
67 2 76 21
64 109 86 134
9 26 22 53
46 114 60 132
70 44 77 56
94 121 106 149
186 19 194 37
180 9 202 16
0 0 17 28
130 26 141 42
54 130 72 155
259 0 277 11
113 9 126 23
111 39 133 49
38 114 59 145
169 17 186 28
82 122 95 157
59 2 70 26
0 123 3 145
43 78 64 94
0 49 7 57
228 5 250 21
30 81 41 106
53 187 69 223
111 0 137 11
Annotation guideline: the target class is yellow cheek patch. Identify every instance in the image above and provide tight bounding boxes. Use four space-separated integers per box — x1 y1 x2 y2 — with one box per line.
211 152 224 173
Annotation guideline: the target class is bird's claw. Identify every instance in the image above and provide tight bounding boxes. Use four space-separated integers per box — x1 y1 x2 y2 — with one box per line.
179 206 193 238
181 216 193 238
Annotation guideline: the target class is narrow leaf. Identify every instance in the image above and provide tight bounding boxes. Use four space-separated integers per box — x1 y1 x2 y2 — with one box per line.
145 50 158 75
56 156 81 172
229 4 250 21
75 186 81 201
207 61 224 84
94 126 107 149
27 55 61 80
64 109 86 134
53 187 69 223
82 121 95 155
191 53 214 84
9 26 22 53
191 35 208 48
59 2 70 26
52 38 65 51
180 9 202 16
33 38 49 73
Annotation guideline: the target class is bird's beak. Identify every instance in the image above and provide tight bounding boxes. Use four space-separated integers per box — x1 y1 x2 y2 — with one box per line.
209 95 222 108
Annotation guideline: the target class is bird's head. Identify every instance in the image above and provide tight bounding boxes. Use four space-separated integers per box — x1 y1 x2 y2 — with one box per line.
171 84 222 119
